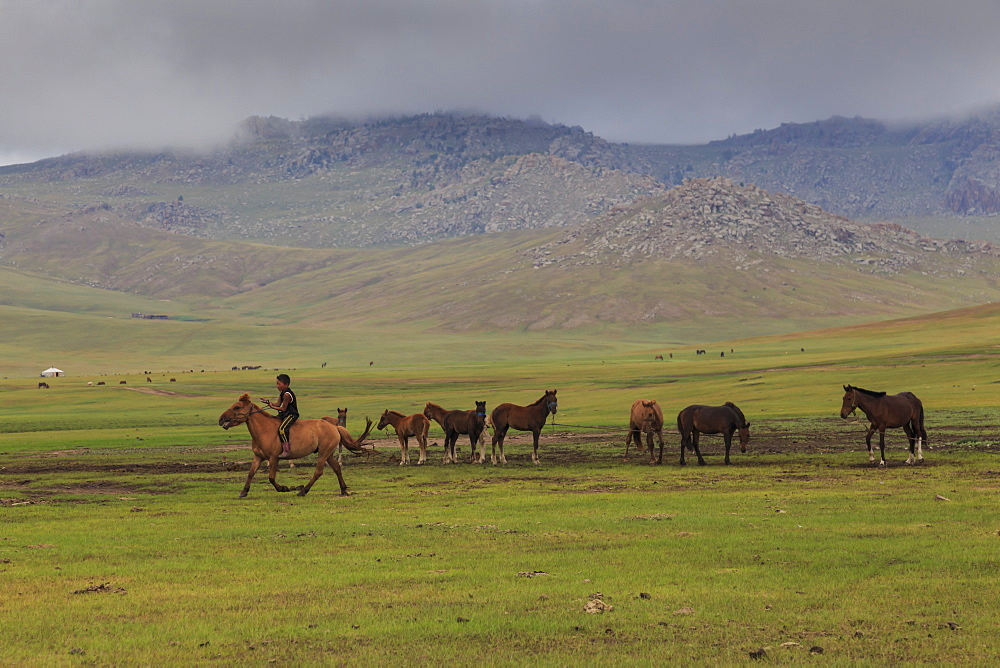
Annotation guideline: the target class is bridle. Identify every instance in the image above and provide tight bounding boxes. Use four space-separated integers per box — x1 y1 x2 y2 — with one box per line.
843 388 859 416
221 402 268 429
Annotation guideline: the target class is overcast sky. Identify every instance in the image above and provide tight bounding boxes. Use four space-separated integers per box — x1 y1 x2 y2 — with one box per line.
3 0 1000 165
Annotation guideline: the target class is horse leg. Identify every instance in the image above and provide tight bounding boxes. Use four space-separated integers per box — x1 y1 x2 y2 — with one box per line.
865 424 877 463
903 424 917 465
878 429 887 467
417 433 428 465
679 430 688 466
916 418 926 463
240 455 264 497
400 436 409 466
645 430 656 465
267 455 292 492
492 427 508 465
692 431 706 466
320 454 348 496
531 429 541 464
723 432 733 465
296 457 328 497
624 428 635 462
656 430 665 465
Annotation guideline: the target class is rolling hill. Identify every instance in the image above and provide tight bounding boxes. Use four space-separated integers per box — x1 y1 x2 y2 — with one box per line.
1 113 998 379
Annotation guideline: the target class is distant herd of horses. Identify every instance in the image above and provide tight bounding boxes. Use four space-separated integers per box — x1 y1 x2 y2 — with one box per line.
217 384 928 498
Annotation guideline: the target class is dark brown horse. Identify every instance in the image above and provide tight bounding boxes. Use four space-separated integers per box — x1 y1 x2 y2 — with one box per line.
490 390 558 465
676 402 750 465
377 409 431 465
218 393 372 497
625 399 665 464
840 385 926 467
423 401 487 463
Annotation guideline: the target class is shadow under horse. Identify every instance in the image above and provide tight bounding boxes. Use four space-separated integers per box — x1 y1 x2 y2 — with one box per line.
840 385 927 467
676 402 750 465
218 393 372 497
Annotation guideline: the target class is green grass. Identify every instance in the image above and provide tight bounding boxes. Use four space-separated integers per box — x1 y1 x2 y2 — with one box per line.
2 446 999 664
1 306 999 662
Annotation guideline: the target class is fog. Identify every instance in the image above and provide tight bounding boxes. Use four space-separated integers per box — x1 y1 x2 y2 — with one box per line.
2 0 999 163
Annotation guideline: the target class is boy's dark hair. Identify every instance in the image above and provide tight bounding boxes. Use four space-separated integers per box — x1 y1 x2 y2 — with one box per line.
276 373 291 385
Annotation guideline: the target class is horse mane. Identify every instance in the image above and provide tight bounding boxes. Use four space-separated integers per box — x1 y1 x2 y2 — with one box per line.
724 401 748 427
528 390 556 407
385 409 406 418
851 386 887 398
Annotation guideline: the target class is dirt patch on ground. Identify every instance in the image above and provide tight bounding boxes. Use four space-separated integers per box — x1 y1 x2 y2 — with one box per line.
1 419 996 502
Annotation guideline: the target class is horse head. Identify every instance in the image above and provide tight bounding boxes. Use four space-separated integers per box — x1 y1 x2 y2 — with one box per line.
840 385 858 419
376 410 392 430
545 389 558 415
336 407 347 427
636 400 659 433
737 420 751 452
475 400 487 418
219 393 254 429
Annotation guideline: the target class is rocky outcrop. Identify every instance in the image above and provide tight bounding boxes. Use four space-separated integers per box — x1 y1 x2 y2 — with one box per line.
526 178 997 274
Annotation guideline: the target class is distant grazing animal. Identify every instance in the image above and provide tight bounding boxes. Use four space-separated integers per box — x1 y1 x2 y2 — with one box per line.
321 362 327 369
377 409 431 465
489 390 558 465
676 402 751 466
38 382 49 389
97 381 105 386
625 399 664 464
120 380 127 385
87 382 93 386
369 361 374 367
169 378 176 382
840 385 927 467
146 377 152 383
218 393 372 497
654 355 664 361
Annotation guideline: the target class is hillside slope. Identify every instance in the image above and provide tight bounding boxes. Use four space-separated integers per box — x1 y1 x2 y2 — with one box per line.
5 110 1000 249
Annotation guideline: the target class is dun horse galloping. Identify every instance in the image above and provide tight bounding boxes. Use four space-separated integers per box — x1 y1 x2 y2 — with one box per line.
218 393 372 497
840 385 927 467
676 402 750 465
490 390 558 465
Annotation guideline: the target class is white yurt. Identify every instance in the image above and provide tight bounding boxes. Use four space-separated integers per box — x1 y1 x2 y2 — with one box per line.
40 367 65 377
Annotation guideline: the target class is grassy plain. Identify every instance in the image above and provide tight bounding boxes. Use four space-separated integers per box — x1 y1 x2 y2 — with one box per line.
1 304 999 663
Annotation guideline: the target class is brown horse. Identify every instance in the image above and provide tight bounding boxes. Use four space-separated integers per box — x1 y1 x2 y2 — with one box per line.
490 389 558 465
840 385 926 467
423 402 486 463
218 393 372 497
331 407 349 463
676 402 750 465
625 399 665 464
377 409 431 465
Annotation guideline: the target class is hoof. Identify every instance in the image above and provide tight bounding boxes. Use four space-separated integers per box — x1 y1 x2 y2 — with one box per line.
239 491 248 498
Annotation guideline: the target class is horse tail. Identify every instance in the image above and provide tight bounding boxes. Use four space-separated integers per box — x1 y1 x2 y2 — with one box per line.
334 417 375 454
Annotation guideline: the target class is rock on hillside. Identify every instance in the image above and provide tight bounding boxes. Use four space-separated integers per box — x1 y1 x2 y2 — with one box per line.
352 154 664 245
526 177 998 273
